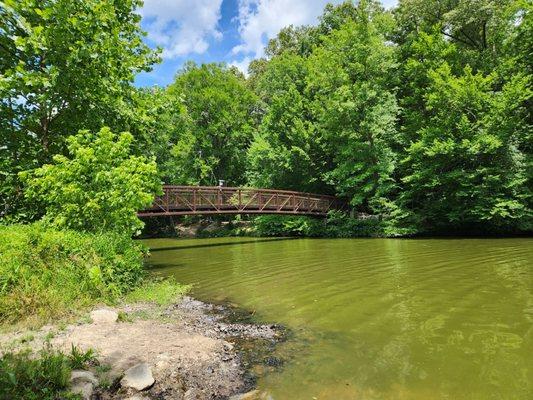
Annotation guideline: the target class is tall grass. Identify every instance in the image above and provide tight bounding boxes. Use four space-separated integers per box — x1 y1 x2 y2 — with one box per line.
0 223 146 327
0 346 96 400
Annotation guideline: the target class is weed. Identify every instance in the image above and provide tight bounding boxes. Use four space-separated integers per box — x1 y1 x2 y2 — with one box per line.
0 223 146 327
67 345 97 369
117 310 133 323
0 348 76 400
43 331 55 343
95 364 112 389
124 278 190 306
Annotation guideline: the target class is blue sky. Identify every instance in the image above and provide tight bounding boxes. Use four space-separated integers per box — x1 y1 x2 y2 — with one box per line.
135 0 398 87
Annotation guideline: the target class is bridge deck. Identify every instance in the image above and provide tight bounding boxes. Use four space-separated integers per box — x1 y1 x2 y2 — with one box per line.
138 185 346 217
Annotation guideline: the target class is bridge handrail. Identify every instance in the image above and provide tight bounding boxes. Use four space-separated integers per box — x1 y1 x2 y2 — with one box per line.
161 185 339 200
139 185 347 217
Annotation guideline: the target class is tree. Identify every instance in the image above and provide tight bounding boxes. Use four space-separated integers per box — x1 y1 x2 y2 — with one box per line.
308 0 400 213
247 53 326 192
394 0 532 232
21 127 161 235
394 0 522 71
127 86 192 184
0 0 158 219
166 63 259 186
400 64 531 231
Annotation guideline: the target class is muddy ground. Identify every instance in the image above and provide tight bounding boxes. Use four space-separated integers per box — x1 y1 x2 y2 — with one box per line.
0 297 286 400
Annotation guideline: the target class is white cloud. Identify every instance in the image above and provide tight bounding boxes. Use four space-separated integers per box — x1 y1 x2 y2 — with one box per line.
231 0 399 60
229 56 253 76
140 0 223 59
231 0 342 59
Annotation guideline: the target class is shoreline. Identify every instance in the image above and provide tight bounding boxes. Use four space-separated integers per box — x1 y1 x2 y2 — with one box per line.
141 219 533 240
0 295 286 400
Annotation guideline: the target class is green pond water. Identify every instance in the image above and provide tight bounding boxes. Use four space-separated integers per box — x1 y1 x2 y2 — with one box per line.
143 237 533 400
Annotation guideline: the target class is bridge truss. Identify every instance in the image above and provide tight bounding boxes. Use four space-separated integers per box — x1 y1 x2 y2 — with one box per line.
138 185 347 217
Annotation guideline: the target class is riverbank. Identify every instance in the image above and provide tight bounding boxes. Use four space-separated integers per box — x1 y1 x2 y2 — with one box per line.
1 295 285 399
142 213 394 239
142 216 533 240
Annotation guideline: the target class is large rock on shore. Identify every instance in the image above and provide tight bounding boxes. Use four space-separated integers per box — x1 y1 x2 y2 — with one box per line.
121 363 155 391
70 370 98 399
90 309 118 324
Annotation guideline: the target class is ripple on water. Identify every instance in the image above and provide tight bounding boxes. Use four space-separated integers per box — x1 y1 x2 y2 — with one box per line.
144 237 533 400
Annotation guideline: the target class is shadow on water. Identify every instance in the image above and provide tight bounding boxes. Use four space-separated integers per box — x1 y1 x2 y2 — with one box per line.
148 237 298 253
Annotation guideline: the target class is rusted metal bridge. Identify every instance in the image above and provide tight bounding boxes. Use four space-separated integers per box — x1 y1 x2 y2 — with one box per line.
138 185 347 217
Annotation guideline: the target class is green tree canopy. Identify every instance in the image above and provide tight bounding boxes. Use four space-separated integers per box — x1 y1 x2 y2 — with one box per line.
0 0 158 218
21 127 161 235
166 63 259 186
309 0 399 213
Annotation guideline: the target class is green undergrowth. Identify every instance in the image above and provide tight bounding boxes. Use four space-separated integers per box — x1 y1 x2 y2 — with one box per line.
123 277 190 306
0 223 146 328
0 346 96 400
177 212 410 238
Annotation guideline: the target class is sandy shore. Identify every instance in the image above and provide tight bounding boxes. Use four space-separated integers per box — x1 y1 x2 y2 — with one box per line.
0 297 285 399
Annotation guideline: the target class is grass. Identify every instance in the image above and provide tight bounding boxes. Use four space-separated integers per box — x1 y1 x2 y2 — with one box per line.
0 346 96 400
0 223 146 329
124 277 190 306
0 223 189 399
67 345 97 369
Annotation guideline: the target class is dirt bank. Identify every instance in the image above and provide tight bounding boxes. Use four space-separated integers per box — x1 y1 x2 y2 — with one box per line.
0 297 285 400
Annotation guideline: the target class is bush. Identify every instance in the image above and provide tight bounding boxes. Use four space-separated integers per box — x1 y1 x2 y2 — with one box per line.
250 212 409 238
0 346 95 400
20 127 161 236
252 215 324 237
0 223 146 326
124 278 190 306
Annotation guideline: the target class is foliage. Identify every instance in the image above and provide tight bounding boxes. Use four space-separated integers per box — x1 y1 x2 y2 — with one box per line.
129 87 192 184
400 64 532 231
1 0 531 236
0 223 146 325
252 215 324 237
124 277 190 306
308 1 399 213
165 62 259 186
393 0 532 232
247 53 324 192
0 346 96 400
20 127 161 235
0 0 158 220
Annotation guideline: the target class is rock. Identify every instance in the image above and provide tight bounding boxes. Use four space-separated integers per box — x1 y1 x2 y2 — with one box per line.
70 370 98 400
121 363 155 391
223 342 234 351
71 370 98 385
71 381 93 400
90 309 118 324
124 396 150 400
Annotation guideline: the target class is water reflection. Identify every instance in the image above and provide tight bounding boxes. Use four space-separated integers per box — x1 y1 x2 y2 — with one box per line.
144 237 533 400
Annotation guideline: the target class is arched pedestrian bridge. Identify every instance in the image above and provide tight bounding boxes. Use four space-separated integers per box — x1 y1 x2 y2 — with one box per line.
138 185 347 217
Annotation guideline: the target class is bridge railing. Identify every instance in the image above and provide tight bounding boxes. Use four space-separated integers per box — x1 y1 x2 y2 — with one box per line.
138 185 347 217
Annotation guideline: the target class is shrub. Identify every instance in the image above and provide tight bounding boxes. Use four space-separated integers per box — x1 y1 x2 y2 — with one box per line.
252 215 324 237
0 346 95 400
0 223 146 326
324 211 383 237
124 278 190 306
20 127 161 236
